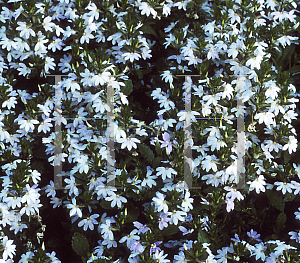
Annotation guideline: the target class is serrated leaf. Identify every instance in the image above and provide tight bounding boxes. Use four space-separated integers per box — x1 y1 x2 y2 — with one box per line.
138 144 154 162
72 232 89 258
266 190 285 212
276 212 287 231
198 229 209 243
284 192 296 202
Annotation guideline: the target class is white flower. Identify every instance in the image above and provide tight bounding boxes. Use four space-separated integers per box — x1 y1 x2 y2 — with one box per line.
207 44 219 60
254 111 275 127
122 52 141 62
158 96 175 110
44 57 56 73
202 21 215 34
202 171 224 187
265 82 280 99
66 198 82 218
174 0 190 10
267 99 285 116
1 236 16 260
263 140 282 153
17 63 31 77
202 155 219 172
162 3 171 16
119 229 140 247
0 37 16 51
16 22 36 39
248 175 266 194
207 136 227 151
156 166 177 180
161 70 173 83
274 182 293 195
100 219 114 240
181 191 193 212
17 118 39 132
246 55 263 70
42 16 55 32
283 110 297 123
65 176 79 196
178 226 194 235
222 83 234 99
38 117 53 133
291 181 300 195
139 2 157 18
78 214 99 231
177 110 200 122
253 242 267 261
119 135 140 151
106 192 127 208
76 155 90 174
92 71 111 86
224 186 244 201
142 168 157 188
80 28 94 44
2 96 17 109
215 245 234 262
289 231 300 243
227 42 240 59
50 197 62 208
46 251 60 263
203 93 222 106
293 163 300 179
282 136 297 154
229 60 250 75
168 210 186 225
48 37 64 52
276 35 299 48
49 153 68 166
153 192 168 213
86 2 100 21
228 9 241 24
225 198 235 212
152 250 170 263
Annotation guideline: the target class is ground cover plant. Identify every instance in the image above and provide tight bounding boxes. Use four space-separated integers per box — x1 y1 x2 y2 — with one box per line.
1 0 300 262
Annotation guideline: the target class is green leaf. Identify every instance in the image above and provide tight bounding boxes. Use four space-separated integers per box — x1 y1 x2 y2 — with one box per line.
284 151 291 164
71 232 89 258
276 212 287 231
100 199 114 209
198 228 209 243
140 25 158 38
284 192 296 202
152 157 162 169
125 207 140 223
155 141 162 155
280 45 295 66
122 79 133 96
161 224 178 236
287 65 300 75
138 144 154 162
266 190 285 212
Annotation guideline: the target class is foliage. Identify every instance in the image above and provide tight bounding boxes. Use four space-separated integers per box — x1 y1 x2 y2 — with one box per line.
0 0 300 262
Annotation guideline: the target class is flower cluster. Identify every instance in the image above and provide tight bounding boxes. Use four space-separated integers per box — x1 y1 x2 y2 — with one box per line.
0 0 300 262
